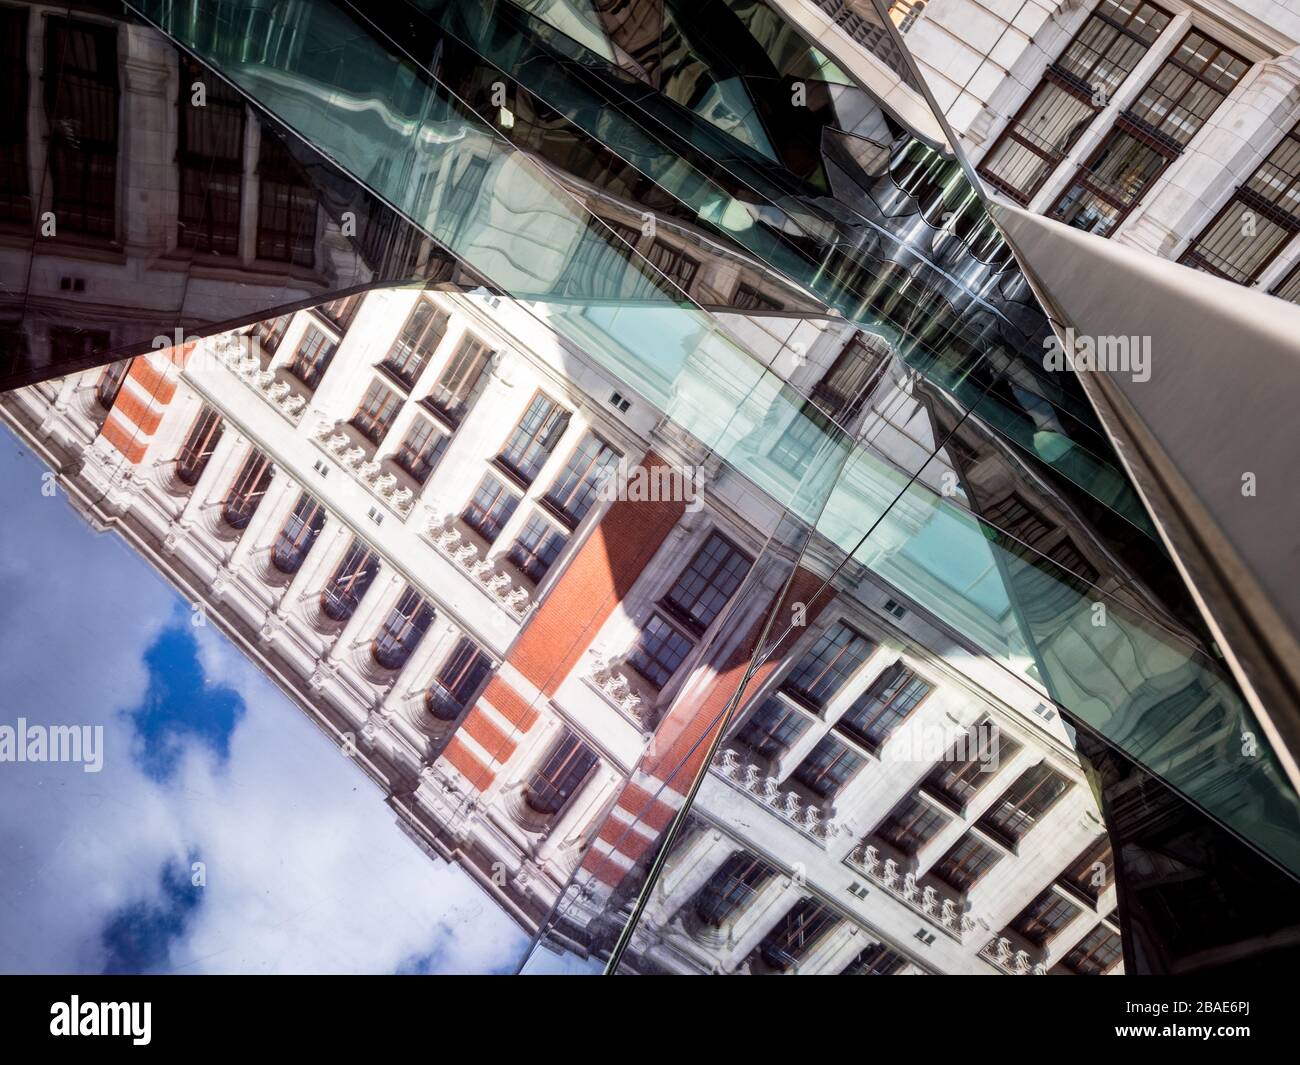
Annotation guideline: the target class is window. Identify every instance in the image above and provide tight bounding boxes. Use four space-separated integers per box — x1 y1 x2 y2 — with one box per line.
462 473 519 544
663 533 752 633
980 762 1070 844
176 406 224 485
693 851 775 927
426 637 493 721
372 587 435 670
1011 890 1081 947
735 696 810 759
250 315 290 355
1271 261 1300 303
498 392 570 485
842 943 906 975
782 622 874 710
95 359 130 409
392 419 448 483
0 7 30 226
875 794 950 855
925 727 1021 807
287 325 337 389
977 0 1170 202
1049 32 1249 236
1061 836 1113 903
758 898 839 970
177 75 244 254
790 735 865 799
257 134 315 265
51 327 109 372
223 450 273 529
382 300 448 386
46 18 118 238
626 613 694 688
424 335 491 427
350 379 401 445
316 293 362 331
770 335 888 477
1179 121 1300 284
271 492 325 574
645 239 699 289
543 433 620 526
733 283 782 312
523 731 597 815
507 512 567 582
1064 924 1122 974
836 663 931 750
320 538 380 621
933 834 1001 892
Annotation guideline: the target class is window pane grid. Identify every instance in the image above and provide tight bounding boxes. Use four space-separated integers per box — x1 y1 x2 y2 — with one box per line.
271 492 325 574
663 533 752 633
542 433 619 526
222 450 273 529
426 637 492 721
498 392 571 484
320 539 379 621
627 613 694 688
507 512 567 582
372 587 435 670
524 732 597 815
350 380 401 444
392 419 448 483
694 851 775 927
736 696 810 758
462 473 520 544
287 325 338 389
836 663 931 749
782 622 873 709
176 406 224 485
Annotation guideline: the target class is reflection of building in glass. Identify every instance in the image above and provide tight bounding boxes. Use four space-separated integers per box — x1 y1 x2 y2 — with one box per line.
1 282 1126 974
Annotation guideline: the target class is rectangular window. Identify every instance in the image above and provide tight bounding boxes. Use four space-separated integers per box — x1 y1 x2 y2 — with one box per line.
1271 260 1300 303
790 735 865 799
497 392 571 485
1179 121 1300 283
693 851 775 928
1061 835 1113 903
735 696 810 759
382 299 448 386
524 731 598 815
316 293 362 331
733 283 782 312
977 0 1170 202
979 762 1071 844
1011 890 1081 947
836 663 931 750
875 794 950 855
542 433 620 527
287 325 337 389
426 637 493 721
1049 32 1249 236
462 472 519 544
250 314 291 355
1064 924 1123 974
646 239 699 289
176 405 224 485
925 726 1021 808
372 587 435 671
507 512 567 582
45 18 118 238
842 943 906 976
627 613 694 688
177 76 244 254
257 134 315 265
782 622 874 710
271 492 325 574
392 418 448 484
663 532 752 633
0 7 29 226
350 379 401 444
758 898 839 970
424 335 492 428
933 834 1001 892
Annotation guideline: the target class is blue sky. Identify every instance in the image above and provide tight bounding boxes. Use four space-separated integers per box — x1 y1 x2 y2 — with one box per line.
0 421 596 975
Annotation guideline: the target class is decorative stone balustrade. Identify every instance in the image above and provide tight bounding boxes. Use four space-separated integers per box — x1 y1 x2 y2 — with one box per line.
712 748 845 843
312 421 416 516
207 333 307 422
979 936 1048 975
425 516 531 618
588 656 648 725
848 843 980 942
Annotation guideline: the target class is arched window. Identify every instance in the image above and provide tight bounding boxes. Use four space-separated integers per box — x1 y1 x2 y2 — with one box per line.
176 405 223 485
96 359 130 409
320 538 379 621
271 492 325 574
426 637 493 721
372 587 435 670
222 449 273 529
523 731 597 816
